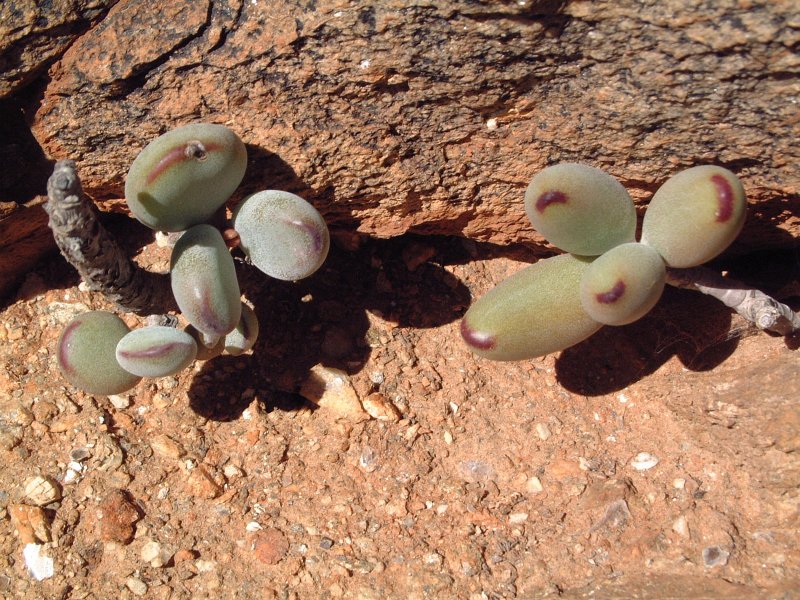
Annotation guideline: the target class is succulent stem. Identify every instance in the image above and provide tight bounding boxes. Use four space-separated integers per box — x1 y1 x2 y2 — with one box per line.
45 160 176 315
666 266 800 335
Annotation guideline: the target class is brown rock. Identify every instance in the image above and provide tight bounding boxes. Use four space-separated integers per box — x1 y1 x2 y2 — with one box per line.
1 1 797 296
185 466 222 500
251 528 289 566
9 503 51 544
96 489 140 544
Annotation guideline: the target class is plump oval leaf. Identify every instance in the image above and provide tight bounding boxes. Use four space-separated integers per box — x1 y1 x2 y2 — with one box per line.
460 254 602 361
170 224 242 338
641 165 747 267
57 311 141 395
233 190 330 281
116 326 198 377
524 163 636 255
125 123 247 231
579 242 666 325
224 303 260 356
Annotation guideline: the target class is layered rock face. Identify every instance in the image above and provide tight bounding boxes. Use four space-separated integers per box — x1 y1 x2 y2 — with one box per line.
1 0 798 296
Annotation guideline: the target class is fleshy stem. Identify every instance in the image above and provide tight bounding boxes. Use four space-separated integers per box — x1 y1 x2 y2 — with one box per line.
666 266 800 336
45 160 177 316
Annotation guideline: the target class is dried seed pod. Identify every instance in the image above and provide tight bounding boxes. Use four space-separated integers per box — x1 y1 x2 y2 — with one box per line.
116 326 198 377
57 311 141 395
641 165 747 267
579 242 666 325
170 224 242 338
460 254 602 361
524 163 636 255
233 190 330 281
125 123 247 231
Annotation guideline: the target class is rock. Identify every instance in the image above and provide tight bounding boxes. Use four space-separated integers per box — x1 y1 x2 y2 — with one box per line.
630 452 659 471
125 576 148 596
2 1 797 295
96 489 140 544
251 528 289 566
141 539 172 568
702 545 731 568
9 504 51 544
361 392 401 422
185 466 221 500
149 434 186 460
22 475 62 506
22 543 54 581
300 365 368 422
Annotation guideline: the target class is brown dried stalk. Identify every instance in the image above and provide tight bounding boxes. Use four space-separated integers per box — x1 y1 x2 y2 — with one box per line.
44 159 176 315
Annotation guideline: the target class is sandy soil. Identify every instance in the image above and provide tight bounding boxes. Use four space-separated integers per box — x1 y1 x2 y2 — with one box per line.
0 226 798 599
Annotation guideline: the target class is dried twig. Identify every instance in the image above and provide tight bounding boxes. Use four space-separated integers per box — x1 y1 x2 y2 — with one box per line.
667 266 800 335
44 159 176 315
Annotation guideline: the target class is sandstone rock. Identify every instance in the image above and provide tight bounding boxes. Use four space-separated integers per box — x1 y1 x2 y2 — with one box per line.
2 1 799 296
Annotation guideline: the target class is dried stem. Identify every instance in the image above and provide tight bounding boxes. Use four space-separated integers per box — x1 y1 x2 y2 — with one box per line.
45 160 176 315
666 266 800 335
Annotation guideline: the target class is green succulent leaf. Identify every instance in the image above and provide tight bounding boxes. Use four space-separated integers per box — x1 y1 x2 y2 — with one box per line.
125 123 247 232
524 163 636 255
57 311 142 395
641 165 747 268
461 254 602 361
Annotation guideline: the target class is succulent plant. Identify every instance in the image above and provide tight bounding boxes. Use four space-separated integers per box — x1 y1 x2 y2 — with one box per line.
641 165 746 268
116 326 198 377
233 190 330 281
51 123 330 396
57 311 142 395
170 224 242 340
524 162 636 256
125 123 247 232
462 162 750 361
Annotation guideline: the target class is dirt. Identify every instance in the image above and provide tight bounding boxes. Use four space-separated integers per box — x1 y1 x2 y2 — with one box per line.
0 224 799 599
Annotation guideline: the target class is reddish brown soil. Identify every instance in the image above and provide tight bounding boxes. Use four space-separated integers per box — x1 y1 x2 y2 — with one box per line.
0 227 798 599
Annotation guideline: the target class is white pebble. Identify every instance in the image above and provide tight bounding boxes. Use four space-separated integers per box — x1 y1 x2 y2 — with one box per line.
23 544 54 581
23 476 61 506
672 515 690 537
535 423 551 441
631 452 659 471
126 576 148 596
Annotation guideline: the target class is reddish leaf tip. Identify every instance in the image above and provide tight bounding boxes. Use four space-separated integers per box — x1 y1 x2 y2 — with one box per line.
595 280 626 304
711 174 734 223
460 318 496 351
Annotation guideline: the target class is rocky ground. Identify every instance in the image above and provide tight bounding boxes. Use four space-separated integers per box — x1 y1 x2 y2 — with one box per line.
0 225 798 599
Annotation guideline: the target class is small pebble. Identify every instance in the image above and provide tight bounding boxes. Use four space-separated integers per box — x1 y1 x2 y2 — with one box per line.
23 476 62 506
96 489 140 544
535 423 551 441
630 452 659 471
107 394 131 409
23 544 53 581
125 576 148 596
526 477 544 494
702 545 730 567
320 537 334 550
361 392 401 422
672 515 690 537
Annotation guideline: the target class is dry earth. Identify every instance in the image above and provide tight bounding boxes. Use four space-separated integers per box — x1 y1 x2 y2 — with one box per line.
0 222 799 599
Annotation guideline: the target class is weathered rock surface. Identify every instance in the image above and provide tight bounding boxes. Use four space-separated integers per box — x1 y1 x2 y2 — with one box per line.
1 0 798 298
